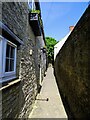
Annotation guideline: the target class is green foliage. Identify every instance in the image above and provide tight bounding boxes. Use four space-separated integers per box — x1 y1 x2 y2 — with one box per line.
45 37 57 63
31 10 40 14
38 16 43 27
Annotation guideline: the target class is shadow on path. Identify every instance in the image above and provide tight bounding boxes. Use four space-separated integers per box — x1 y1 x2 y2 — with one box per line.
29 66 67 118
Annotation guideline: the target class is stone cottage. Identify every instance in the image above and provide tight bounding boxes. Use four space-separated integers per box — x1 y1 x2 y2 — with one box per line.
0 0 46 118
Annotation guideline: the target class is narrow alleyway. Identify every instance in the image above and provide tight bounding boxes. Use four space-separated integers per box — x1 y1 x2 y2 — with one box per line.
29 66 67 118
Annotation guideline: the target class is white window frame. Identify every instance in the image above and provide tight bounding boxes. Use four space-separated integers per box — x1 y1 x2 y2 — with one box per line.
0 35 17 83
28 0 36 10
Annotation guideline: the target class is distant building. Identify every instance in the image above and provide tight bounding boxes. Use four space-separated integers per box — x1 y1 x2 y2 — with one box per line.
54 26 74 60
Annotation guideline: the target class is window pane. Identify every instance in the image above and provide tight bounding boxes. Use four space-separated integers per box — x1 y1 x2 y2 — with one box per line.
5 58 9 72
10 46 15 58
6 44 10 57
5 42 16 72
28 2 32 9
10 59 14 71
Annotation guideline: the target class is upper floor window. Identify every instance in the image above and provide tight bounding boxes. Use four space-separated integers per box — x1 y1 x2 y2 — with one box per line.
0 35 17 83
28 0 36 10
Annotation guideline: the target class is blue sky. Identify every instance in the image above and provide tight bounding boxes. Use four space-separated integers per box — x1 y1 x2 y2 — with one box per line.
40 2 88 41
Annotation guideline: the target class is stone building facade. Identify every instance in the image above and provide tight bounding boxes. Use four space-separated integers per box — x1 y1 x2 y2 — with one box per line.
54 5 90 119
0 1 46 118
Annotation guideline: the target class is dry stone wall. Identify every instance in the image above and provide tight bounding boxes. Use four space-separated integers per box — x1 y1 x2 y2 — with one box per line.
54 5 90 119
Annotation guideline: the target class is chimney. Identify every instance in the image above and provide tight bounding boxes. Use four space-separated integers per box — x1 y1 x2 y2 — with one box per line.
69 26 74 31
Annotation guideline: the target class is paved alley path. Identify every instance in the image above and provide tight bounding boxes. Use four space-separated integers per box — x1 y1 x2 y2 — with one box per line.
29 66 67 118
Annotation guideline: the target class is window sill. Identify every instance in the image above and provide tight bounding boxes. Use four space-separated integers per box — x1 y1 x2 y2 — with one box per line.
0 79 21 91
0 74 17 83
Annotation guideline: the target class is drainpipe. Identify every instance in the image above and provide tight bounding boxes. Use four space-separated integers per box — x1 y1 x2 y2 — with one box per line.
40 64 42 85
39 52 42 86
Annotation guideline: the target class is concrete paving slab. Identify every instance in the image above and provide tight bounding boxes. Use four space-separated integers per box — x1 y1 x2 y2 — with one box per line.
29 66 67 118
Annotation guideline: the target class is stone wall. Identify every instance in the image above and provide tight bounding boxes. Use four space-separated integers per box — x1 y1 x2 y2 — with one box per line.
1 2 46 118
2 81 20 118
35 36 46 84
54 5 90 119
